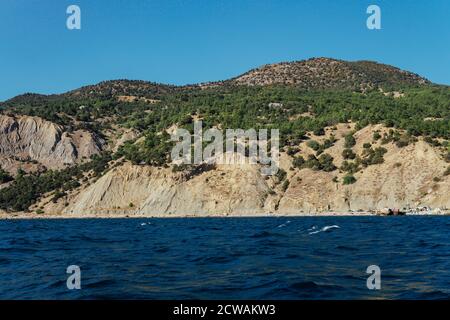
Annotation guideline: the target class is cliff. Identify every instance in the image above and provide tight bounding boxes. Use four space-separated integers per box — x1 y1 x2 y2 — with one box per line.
0 115 104 174
26 125 449 217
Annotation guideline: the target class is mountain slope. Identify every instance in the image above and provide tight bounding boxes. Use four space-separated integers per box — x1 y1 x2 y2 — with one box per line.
1 58 431 106
0 58 448 216
27 124 450 217
230 57 429 90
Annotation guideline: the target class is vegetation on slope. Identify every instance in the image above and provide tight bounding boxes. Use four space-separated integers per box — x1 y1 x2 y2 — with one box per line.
0 58 449 212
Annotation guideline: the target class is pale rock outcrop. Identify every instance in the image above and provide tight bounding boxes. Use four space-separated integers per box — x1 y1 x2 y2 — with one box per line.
278 140 450 213
62 163 270 216
9 123 450 217
0 115 104 172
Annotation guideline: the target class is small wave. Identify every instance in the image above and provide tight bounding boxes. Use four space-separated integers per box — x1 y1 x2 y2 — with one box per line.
309 225 340 235
276 220 291 228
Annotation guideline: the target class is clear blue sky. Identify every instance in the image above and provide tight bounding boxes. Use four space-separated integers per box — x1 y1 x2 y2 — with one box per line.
0 0 449 101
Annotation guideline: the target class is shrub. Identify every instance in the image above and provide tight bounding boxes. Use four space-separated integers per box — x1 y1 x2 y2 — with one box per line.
292 156 305 168
313 127 325 136
342 148 356 160
304 154 321 170
318 154 336 172
340 160 360 174
52 190 67 203
286 147 298 156
0 168 13 184
281 180 290 192
373 132 381 141
361 147 387 166
424 136 441 147
344 134 356 148
276 168 287 182
395 134 416 148
395 140 409 148
322 137 336 149
343 175 357 185
307 140 321 151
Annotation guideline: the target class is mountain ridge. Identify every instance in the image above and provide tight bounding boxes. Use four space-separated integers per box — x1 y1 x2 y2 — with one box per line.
1 58 434 104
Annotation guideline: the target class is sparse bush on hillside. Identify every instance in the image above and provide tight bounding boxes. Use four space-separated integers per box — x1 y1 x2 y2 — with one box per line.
281 179 290 192
323 136 336 148
318 154 336 172
361 147 387 166
340 160 360 174
304 154 321 171
300 153 336 172
307 140 321 151
379 130 416 148
276 168 287 182
292 156 305 168
342 148 356 160
343 175 357 185
395 133 416 148
373 132 381 141
313 127 325 136
424 136 441 147
286 147 299 156
0 167 13 184
306 138 335 155
344 134 356 148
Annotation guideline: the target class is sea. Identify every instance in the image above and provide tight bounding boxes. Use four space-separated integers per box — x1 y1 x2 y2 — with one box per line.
0 216 449 299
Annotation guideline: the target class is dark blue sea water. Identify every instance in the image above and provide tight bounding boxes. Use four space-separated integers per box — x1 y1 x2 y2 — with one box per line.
0 216 449 300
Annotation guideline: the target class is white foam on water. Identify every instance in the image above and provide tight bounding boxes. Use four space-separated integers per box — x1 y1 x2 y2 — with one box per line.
309 225 340 235
276 220 291 228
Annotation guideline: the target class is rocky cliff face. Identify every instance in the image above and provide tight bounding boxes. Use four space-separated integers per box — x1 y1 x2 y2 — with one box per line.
0 115 104 173
39 163 269 216
34 125 449 217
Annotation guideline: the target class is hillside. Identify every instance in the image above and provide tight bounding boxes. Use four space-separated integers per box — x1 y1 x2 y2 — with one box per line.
30 125 450 217
229 58 429 90
0 58 449 216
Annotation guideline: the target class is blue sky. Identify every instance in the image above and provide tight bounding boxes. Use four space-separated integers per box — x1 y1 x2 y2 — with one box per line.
0 0 449 101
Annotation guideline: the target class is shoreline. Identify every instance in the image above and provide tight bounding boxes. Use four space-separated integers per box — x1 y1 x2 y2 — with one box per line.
1 211 448 220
